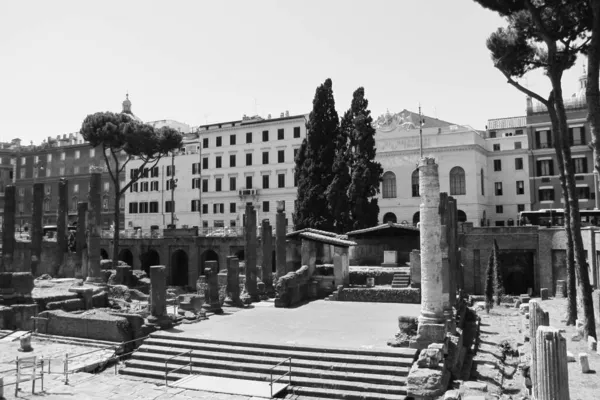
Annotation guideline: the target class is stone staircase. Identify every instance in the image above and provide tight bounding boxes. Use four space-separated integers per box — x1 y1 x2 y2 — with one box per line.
391 272 410 288
119 332 418 399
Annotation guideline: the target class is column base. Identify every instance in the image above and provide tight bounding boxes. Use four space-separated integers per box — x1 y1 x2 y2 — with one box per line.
202 301 224 314
410 317 447 350
85 277 106 286
147 315 173 330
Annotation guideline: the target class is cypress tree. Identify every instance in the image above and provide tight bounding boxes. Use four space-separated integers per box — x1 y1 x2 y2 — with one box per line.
493 239 504 305
293 139 309 229
347 87 383 230
326 110 352 233
485 250 495 313
293 78 339 231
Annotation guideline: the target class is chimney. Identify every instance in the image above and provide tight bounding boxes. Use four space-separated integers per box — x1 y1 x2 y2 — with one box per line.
268 114 271 119
280 112 284 118
285 110 289 117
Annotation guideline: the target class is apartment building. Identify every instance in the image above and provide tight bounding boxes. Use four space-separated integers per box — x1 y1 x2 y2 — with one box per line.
124 112 307 232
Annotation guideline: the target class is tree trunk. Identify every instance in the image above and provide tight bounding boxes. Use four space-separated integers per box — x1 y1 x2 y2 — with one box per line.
112 169 121 268
589 0 600 174
551 75 597 339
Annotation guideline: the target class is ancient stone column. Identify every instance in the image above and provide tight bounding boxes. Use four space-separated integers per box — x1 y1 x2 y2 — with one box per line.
333 246 350 287
244 204 259 302
261 220 273 287
85 173 103 284
448 196 458 307
76 202 88 277
439 193 452 325
31 182 44 276
301 239 317 276
275 201 287 275
55 178 68 275
555 280 566 298
225 256 243 306
529 300 550 399
147 265 172 328
203 261 223 314
1 185 16 272
535 326 570 400
410 250 421 288
412 157 446 349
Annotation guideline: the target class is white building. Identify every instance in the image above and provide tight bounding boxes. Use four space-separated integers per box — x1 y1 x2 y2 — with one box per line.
125 113 307 232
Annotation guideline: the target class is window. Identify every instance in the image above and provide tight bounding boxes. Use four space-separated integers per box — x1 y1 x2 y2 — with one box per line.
246 132 252 143
151 166 159 177
47 154 52 162
202 138 209 148
216 178 222 192
515 158 523 170
191 200 201 212
129 202 138 214
74 166 80 174
278 174 285 188
262 175 269 189
278 129 284 140
202 204 208 214
493 144 500 152
230 176 236 191
496 205 504 214
573 157 588 174
46 168 51 177
514 141 522 149
59 167 65 176
191 163 199 174
488 131 497 138
382 171 397 198
150 201 158 213
537 159 554 176
516 180 525 195
246 176 253 189
131 182 138 192
230 154 236 167
192 178 201 189
202 157 209 170
263 201 270 212
449 167 466 195
45 184 51 195
71 196 78 212
230 134 236 145
166 180 175 190
73 184 79 193
294 148 298 159
515 129 524 136
165 201 175 212
103 182 110 192
60 152 65 161
19 170 25 179
539 188 555 201
262 152 269 165
151 181 159 191
262 130 269 142
19 188 24 197
493 159 502 171
536 129 552 149
214 220 224 228
577 186 590 199
166 165 175 176
495 221 506 227
481 168 485 196
517 204 525 213
246 153 252 166
21 157 26 165
139 202 148 213
216 156 222 169
293 127 301 138
278 150 285 163
495 182 503 195
202 179 208 192
75 150 80 159
230 220 237 227
43 199 50 212
569 126 586 146
216 136 222 147
230 202 236 213
411 169 419 197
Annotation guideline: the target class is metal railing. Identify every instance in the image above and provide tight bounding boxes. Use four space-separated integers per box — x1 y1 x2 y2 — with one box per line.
164 349 193 387
269 357 292 398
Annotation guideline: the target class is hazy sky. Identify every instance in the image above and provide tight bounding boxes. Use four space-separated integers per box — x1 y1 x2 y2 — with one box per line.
0 0 589 144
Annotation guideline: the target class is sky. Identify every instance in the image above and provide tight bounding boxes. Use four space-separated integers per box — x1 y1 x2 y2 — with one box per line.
0 0 590 145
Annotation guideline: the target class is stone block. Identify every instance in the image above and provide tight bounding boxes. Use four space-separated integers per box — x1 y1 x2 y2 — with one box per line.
588 336 597 352
519 303 529 315
463 381 488 392
0 306 14 329
398 315 418 332
444 389 461 400
514 299 521 308
519 294 530 304
540 288 549 300
555 280 566 298
567 351 575 362
406 363 449 398
11 304 38 331
579 353 590 373
10 272 34 296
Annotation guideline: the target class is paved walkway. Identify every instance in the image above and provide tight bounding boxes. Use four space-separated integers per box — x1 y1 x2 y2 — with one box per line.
164 299 420 351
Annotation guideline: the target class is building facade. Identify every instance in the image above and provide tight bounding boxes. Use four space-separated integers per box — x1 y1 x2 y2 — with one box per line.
124 113 307 232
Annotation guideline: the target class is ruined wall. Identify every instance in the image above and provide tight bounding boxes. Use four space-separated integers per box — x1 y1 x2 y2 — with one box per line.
8 242 80 277
348 236 419 266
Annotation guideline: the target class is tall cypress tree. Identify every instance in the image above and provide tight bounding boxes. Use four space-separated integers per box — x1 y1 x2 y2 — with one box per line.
493 239 504 305
293 78 339 231
327 110 352 233
484 250 495 313
347 87 383 230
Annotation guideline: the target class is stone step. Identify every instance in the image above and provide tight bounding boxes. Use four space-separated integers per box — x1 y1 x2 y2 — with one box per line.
119 362 407 395
133 349 410 381
291 385 407 400
33 332 121 349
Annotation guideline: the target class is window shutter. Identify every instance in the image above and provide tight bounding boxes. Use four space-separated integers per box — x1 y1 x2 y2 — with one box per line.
549 160 554 176
535 131 541 148
536 160 542 176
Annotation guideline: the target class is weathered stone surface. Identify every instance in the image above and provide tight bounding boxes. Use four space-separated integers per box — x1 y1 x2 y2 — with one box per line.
406 363 449 398
1 185 16 270
19 332 33 352
203 262 223 314
333 246 350 287
31 183 44 276
463 381 487 392
244 204 259 302
555 280 566 298
567 351 575 362
275 201 287 275
55 178 68 274
147 265 171 328
261 220 273 287
540 288 549 300
519 303 529 315
85 173 103 285
444 389 461 400
519 294 531 303
76 202 88 277
579 353 590 373
588 336 597 352
409 250 421 288
416 346 443 368
225 256 243 307
535 326 570 400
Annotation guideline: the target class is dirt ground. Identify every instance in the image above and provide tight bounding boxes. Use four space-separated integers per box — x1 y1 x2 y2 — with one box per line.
460 297 600 400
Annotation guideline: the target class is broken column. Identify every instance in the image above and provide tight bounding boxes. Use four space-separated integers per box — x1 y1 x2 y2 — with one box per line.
76 202 88 278
55 178 68 275
448 196 458 308
535 326 570 400
261 220 273 288
203 261 223 314
85 172 103 285
412 157 446 349
439 193 452 327
225 256 243 306
333 246 350 287
1 185 16 272
410 250 421 288
301 239 317 276
244 204 259 302
275 201 287 275
31 182 44 276
529 300 550 400
147 265 172 328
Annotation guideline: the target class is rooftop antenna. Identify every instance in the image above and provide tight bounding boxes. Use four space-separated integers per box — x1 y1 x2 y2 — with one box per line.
419 103 425 158
253 98 259 116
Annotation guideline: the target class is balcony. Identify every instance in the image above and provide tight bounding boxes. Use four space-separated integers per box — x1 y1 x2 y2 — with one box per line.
528 97 587 115
238 188 258 198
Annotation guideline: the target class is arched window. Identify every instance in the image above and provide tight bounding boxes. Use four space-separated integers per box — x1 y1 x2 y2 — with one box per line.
480 168 485 196
411 169 419 197
450 166 466 195
382 171 397 198
457 209 467 222
383 212 397 223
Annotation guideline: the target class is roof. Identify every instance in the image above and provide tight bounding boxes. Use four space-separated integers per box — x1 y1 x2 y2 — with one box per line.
296 232 356 247
346 222 419 237
287 228 339 238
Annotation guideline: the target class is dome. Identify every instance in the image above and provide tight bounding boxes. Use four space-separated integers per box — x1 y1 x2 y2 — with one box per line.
121 93 142 122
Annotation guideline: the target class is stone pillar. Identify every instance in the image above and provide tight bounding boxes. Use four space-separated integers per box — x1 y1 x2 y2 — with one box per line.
448 197 458 306
275 201 287 275
203 261 223 314
439 193 452 325
244 204 259 302
261 220 273 287
55 178 68 274
31 182 44 276
76 202 88 277
1 185 16 272
333 246 350 287
85 173 103 284
147 265 172 328
529 300 550 399
555 280 566 298
225 256 243 306
410 250 421 288
412 157 446 349
535 326 570 400
301 239 317 276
